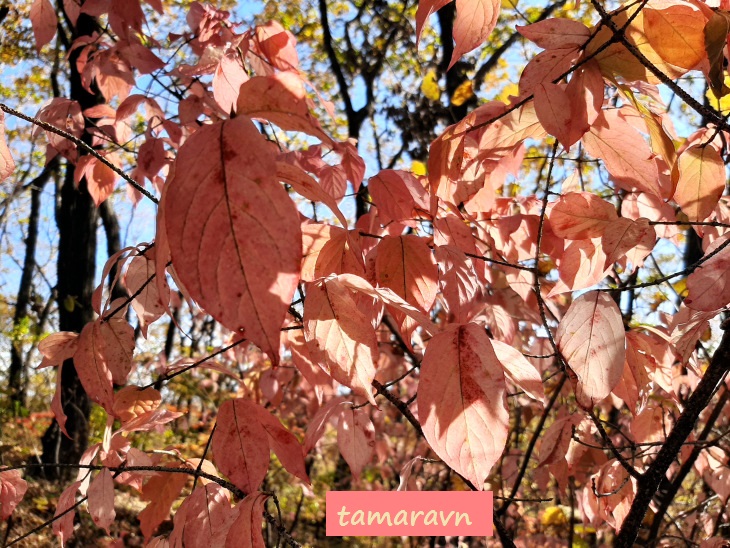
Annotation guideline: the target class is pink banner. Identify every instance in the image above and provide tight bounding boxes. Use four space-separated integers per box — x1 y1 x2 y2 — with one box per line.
326 491 493 537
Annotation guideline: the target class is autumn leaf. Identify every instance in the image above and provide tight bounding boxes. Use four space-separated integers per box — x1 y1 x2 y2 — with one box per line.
556 291 626 409
162 116 302 364
30 0 58 51
303 277 378 405
674 145 726 223
417 323 509 489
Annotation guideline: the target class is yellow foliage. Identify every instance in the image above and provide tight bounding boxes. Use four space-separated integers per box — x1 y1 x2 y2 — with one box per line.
421 69 441 102
451 80 474 106
411 160 427 176
541 506 568 527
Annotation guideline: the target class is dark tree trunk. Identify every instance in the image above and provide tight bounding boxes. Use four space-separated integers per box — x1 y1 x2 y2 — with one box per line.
37 10 104 480
8 164 56 409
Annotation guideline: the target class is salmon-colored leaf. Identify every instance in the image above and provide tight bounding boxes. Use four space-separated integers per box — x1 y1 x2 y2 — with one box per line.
225 493 268 548
237 73 332 144
371 235 438 314
38 332 79 368
337 406 376 480
138 467 188 540
516 19 590 50
0 470 28 521
163 117 302 363
251 405 310 484
303 278 378 405
417 323 509 489
112 386 162 424
75 319 135 412
416 0 453 42
88 469 115 533
491 339 545 404
550 192 617 239
0 112 15 182
534 83 575 148
30 0 58 51
450 0 500 69
685 237 730 311
53 481 81 546
124 251 169 337
369 169 429 225
556 291 626 409
213 398 272 494
581 110 662 198
601 217 656 270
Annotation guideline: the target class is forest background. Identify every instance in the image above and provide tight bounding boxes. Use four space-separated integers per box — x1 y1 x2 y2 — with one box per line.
0 0 730 546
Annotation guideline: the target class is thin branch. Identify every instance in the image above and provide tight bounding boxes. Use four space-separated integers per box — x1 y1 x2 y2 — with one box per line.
0 104 158 205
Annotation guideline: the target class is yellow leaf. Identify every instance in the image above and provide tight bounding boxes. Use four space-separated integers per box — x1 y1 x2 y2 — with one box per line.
672 279 687 299
451 80 474 106
421 69 441 102
501 0 518 9
541 506 568 527
411 160 427 176
585 6 687 84
706 75 730 112
643 6 707 70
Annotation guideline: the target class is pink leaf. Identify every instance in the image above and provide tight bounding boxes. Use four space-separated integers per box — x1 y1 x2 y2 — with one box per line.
169 484 234 548
237 73 332 144
685 236 730 311
53 480 82 546
534 83 575 148
30 0 58 51
368 170 429 226
162 117 301 364
0 112 15 182
601 217 656 270
52 365 69 438
303 278 378 405
491 339 545 404
434 245 483 324
516 18 590 49
416 0 453 43
250 405 310 484
549 192 618 239
371 235 438 313
124 251 169 337
138 467 188 540
213 52 249 115
417 323 509 489
88 468 115 533
38 332 79 368
337 406 376 480
556 291 626 409
0 470 28 521
212 399 271 494
450 0 501 69
74 319 135 413
581 110 662 198
225 492 268 548
304 396 347 453
537 414 582 466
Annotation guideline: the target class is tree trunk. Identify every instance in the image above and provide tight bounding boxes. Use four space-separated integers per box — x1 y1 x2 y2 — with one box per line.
38 10 104 480
8 163 56 409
